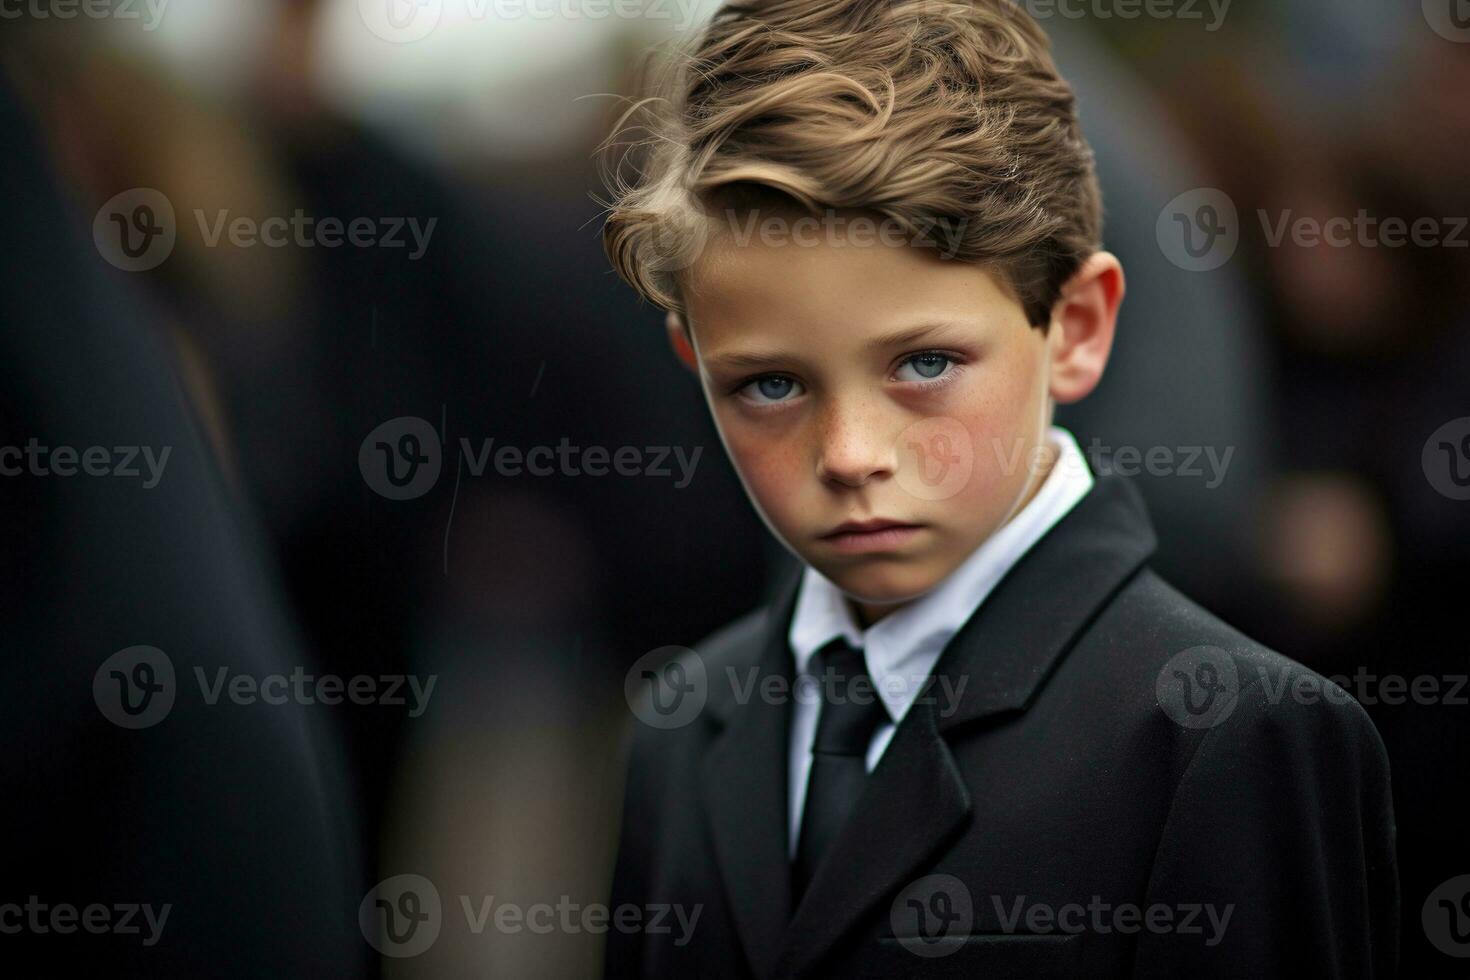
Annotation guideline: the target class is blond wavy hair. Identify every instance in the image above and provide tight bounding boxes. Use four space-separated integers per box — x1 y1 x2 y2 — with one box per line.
597 0 1102 328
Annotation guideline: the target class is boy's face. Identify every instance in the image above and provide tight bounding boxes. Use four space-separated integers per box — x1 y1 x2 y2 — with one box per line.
677 213 1117 622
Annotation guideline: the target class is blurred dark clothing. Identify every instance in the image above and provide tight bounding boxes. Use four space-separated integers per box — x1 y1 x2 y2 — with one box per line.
0 84 366 975
1254 239 1470 980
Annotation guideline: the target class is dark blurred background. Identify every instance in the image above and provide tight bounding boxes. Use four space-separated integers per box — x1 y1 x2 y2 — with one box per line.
1 1 1466 976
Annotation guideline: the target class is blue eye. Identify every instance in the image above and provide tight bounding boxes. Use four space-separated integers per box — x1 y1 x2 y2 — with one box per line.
896 352 954 382
740 375 804 405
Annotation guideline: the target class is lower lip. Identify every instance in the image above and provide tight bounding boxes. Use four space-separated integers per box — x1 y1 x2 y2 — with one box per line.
820 525 923 554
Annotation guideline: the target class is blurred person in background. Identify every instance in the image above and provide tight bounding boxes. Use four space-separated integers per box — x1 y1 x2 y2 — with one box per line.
5 1 769 974
0 65 367 976
1113 5 1470 974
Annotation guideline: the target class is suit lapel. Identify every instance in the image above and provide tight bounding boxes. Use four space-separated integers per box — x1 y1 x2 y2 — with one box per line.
774 694 971 979
772 474 1158 978
700 568 802 979
932 472 1158 731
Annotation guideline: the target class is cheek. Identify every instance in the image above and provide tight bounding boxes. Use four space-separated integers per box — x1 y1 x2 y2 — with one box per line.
948 358 1046 508
711 409 807 526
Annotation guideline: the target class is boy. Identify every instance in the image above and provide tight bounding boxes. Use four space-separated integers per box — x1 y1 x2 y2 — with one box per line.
598 1 1398 976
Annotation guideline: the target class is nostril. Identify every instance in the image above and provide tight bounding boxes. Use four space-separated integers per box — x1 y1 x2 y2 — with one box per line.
817 451 895 489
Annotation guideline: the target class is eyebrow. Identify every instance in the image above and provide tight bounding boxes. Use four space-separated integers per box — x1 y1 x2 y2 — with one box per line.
861 320 974 352
701 320 975 373
701 349 799 372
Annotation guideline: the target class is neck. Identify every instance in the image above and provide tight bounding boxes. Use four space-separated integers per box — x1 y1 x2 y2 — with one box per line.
851 597 893 628
1009 436 1059 524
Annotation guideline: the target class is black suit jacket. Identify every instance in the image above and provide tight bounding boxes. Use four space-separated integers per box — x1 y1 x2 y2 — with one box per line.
606 474 1398 979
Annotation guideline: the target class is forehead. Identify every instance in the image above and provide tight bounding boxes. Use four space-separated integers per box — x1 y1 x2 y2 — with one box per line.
682 215 1023 348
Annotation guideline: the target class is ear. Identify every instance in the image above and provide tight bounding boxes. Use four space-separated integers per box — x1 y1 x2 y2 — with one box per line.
1046 251 1125 404
666 310 699 373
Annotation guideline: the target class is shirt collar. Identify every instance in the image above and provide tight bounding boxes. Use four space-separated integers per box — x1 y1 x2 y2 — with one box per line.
788 425 1095 724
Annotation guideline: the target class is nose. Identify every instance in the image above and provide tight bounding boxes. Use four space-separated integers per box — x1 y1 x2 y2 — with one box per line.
814 392 896 489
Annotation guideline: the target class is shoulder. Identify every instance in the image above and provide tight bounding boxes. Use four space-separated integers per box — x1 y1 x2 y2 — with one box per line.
632 603 771 712
1089 568 1389 778
621 602 776 755
694 604 772 673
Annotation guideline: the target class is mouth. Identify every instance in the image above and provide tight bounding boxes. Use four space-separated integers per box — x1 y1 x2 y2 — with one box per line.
818 518 926 554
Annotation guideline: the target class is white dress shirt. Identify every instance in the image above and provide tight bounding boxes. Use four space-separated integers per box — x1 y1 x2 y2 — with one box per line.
785 425 1095 854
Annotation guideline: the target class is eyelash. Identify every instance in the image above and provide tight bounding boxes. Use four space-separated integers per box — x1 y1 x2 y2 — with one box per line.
894 350 965 388
731 350 965 407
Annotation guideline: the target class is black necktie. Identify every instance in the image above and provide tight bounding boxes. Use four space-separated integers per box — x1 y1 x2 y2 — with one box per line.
793 638 890 901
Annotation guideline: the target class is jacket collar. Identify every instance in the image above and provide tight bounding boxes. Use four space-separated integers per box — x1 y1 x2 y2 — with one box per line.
932 470 1157 731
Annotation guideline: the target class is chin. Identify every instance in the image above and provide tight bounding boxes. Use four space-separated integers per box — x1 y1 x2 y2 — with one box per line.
820 560 945 607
